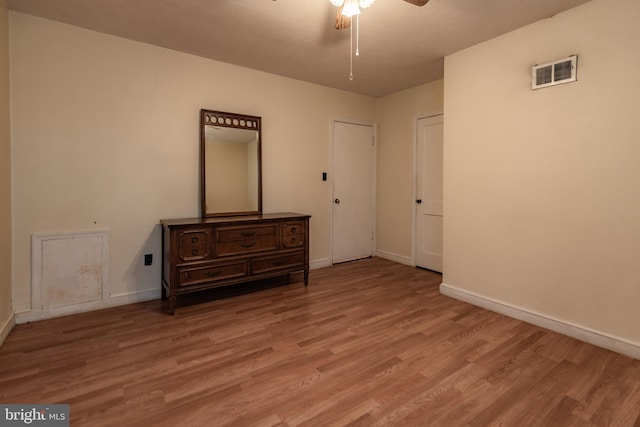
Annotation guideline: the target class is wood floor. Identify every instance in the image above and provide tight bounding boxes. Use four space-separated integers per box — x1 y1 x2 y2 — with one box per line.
1 258 640 426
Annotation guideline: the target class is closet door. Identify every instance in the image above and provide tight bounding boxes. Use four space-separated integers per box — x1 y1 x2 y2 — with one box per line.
415 115 443 272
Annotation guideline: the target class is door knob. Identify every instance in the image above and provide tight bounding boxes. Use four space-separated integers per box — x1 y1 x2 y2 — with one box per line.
416 199 422 204
334 198 340 204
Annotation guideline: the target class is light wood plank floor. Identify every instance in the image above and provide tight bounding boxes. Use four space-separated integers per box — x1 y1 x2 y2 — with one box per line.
1 257 639 426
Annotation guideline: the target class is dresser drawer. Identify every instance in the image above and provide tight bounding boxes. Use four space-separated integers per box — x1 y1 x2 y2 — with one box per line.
283 222 304 236
215 224 278 256
177 228 212 261
252 251 305 275
178 243 210 262
178 261 247 287
283 234 305 249
178 228 211 246
216 236 277 257
282 221 305 248
216 225 277 242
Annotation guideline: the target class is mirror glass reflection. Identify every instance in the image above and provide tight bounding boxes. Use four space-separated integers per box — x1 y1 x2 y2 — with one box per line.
204 127 259 213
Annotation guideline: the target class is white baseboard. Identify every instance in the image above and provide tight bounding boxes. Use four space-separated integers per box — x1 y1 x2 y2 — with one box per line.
15 288 160 324
375 250 415 267
440 282 640 361
310 258 331 270
0 313 15 348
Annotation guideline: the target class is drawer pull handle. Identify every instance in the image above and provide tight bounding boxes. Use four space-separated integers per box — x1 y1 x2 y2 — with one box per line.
240 242 257 248
205 271 221 277
240 231 257 237
191 237 198 243
192 249 198 255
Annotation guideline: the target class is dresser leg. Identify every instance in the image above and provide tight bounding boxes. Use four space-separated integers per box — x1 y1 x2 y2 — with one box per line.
304 269 309 286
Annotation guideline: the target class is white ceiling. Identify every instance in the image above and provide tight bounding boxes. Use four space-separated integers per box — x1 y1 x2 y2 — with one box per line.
7 0 591 97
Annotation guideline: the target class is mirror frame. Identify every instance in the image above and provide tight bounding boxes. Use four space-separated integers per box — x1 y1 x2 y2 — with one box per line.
200 109 262 217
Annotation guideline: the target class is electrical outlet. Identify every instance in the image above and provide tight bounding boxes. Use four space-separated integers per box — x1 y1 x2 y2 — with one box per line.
144 254 153 266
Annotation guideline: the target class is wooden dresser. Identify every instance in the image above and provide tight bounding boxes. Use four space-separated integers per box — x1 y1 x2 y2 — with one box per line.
160 213 310 314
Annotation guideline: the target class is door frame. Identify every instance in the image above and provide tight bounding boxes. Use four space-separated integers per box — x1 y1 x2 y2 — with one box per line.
330 118 377 265
412 112 444 267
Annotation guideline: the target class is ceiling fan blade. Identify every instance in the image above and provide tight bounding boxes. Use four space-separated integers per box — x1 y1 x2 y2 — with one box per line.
335 5 351 29
402 0 430 5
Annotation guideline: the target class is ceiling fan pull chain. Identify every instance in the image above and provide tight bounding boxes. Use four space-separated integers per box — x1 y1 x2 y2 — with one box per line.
349 22 354 80
356 14 360 56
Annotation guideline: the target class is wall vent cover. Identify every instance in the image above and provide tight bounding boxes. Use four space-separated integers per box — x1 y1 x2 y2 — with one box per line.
532 55 578 90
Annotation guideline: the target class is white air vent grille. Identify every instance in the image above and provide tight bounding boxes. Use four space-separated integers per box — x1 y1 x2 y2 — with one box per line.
532 55 577 90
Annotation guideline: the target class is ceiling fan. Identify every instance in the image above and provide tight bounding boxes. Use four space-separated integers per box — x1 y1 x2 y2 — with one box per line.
332 0 430 30
330 0 430 80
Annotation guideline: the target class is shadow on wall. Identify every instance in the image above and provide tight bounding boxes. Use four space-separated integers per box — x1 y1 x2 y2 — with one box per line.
123 223 163 299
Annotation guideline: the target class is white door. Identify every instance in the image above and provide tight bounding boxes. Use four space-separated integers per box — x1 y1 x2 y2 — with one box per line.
416 115 444 272
332 121 375 264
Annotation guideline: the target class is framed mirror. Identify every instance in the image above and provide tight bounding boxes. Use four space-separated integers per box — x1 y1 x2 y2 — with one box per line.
200 109 262 217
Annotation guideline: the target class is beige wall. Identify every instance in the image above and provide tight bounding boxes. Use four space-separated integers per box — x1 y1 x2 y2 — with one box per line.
376 80 443 263
10 12 377 313
444 0 640 343
0 0 13 339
